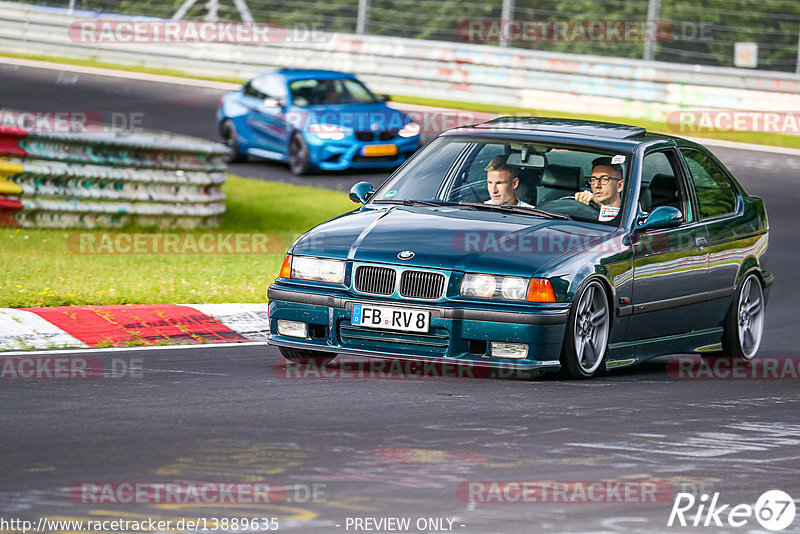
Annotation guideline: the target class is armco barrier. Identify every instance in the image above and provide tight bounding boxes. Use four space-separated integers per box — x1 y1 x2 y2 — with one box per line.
1 2 800 124
0 125 228 228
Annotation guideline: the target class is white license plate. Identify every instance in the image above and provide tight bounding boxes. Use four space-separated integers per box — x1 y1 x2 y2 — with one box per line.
351 304 430 333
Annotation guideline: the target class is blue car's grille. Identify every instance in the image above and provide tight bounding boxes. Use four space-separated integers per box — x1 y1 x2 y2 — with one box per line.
354 266 396 295
339 323 449 355
355 131 398 142
399 270 445 300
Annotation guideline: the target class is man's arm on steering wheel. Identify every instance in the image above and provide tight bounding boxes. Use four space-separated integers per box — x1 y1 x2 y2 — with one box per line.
574 190 595 205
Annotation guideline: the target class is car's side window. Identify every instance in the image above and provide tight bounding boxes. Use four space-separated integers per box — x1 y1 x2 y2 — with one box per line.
640 150 686 222
681 149 738 219
246 75 287 102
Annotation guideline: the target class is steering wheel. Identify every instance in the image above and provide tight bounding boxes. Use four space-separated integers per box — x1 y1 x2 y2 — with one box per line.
536 196 602 220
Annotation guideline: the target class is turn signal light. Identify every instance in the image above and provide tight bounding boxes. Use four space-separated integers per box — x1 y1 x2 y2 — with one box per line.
279 254 292 279
527 278 556 302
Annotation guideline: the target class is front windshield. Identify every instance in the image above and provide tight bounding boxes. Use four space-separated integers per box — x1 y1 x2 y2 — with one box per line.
289 78 380 106
372 136 630 225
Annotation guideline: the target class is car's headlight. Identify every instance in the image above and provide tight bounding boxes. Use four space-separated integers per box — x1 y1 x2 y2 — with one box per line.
281 254 345 284
460 274 555 302
398 121 421 138
308 124 347 141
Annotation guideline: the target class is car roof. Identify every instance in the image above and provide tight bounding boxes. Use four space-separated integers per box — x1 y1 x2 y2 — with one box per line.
269 69 358 82
446 116 693 152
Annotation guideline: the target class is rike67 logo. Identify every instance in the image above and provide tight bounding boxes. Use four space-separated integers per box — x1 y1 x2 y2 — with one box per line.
668 490 796 531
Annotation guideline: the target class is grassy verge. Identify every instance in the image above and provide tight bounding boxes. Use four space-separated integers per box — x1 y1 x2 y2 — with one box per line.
3 52 797 149
0 176 355 308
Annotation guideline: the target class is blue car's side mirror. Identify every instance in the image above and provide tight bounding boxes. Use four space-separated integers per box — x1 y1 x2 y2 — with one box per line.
349 182 376 204
636 206 683 231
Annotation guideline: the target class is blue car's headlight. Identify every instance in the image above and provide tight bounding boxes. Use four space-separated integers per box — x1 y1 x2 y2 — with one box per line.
281 254 346 284
308 124 348 141
398 121 421 138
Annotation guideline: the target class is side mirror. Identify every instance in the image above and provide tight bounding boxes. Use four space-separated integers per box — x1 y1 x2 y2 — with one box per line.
349 181 376 204
635 206 682 231
381 94 392 102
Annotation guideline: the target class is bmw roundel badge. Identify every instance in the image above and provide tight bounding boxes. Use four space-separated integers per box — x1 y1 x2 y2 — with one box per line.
397 250 415 260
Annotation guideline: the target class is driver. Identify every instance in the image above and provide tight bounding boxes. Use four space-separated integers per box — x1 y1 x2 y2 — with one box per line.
485 155 533 207
574 157 624 208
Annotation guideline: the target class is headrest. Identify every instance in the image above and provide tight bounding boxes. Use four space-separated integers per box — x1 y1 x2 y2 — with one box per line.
541 164 582 190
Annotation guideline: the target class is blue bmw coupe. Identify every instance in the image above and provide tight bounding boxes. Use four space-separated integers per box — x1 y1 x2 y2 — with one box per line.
217 69 421 174
267 117 772 378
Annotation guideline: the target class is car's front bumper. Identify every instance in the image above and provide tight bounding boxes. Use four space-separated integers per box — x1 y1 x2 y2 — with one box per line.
267 286 569 370
304 134 420 171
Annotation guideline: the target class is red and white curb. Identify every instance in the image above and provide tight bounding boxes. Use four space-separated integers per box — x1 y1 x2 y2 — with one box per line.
0 303 269 351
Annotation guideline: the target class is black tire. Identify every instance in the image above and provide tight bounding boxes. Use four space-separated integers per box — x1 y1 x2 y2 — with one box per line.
288 133 313 175
279 346 336 366
559 279 611 379
721 272 765 361
221 120 247 163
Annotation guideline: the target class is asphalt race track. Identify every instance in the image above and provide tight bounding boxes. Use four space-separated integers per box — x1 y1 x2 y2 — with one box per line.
2 63 800 533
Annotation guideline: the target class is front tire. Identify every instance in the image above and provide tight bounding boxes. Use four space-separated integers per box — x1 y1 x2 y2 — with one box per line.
560 280 611 379
722 272 765 361
288 134 313 175
279 346 335 366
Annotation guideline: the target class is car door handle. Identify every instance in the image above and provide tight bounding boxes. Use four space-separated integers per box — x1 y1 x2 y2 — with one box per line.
695 236 707 249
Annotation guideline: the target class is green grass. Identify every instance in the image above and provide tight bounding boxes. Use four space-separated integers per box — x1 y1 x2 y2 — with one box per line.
3 52 797 149
0 176 355 308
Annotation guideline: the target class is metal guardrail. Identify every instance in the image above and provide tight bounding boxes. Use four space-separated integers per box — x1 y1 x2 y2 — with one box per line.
1 1 800 123
0 126 228 228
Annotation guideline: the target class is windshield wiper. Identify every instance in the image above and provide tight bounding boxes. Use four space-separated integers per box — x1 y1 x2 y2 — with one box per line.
457 202 571 220
373 199 460 208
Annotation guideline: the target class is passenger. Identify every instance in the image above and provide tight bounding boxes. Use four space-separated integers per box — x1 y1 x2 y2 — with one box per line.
484 155 533 207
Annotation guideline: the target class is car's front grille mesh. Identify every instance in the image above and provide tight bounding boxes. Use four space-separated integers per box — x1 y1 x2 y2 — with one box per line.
354 131 398 142
354 266 396 295
399 270 445 299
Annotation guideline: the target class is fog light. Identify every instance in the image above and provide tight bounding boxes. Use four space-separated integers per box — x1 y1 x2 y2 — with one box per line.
277 320 308 338
491 342 528 359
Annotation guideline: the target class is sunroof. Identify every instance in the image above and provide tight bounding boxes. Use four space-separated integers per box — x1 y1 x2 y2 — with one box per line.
474 116 647 139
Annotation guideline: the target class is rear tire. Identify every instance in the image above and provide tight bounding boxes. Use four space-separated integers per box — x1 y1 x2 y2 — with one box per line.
221 120 247 163
722 272 765 361
279 346 335 366
560 280 611 379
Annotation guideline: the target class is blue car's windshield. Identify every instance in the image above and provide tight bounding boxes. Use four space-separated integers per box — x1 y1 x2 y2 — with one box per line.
289 78 380 106
371 136 631 225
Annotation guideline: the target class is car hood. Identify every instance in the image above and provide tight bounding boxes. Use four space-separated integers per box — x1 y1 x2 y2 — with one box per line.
291 206 614 276
287 103 411 131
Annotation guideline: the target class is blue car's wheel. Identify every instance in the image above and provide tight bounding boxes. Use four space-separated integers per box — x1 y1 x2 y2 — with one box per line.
279 346 336 366
221 120 247 163
722 272 765 361
289 134 313 175
560 279 610 379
